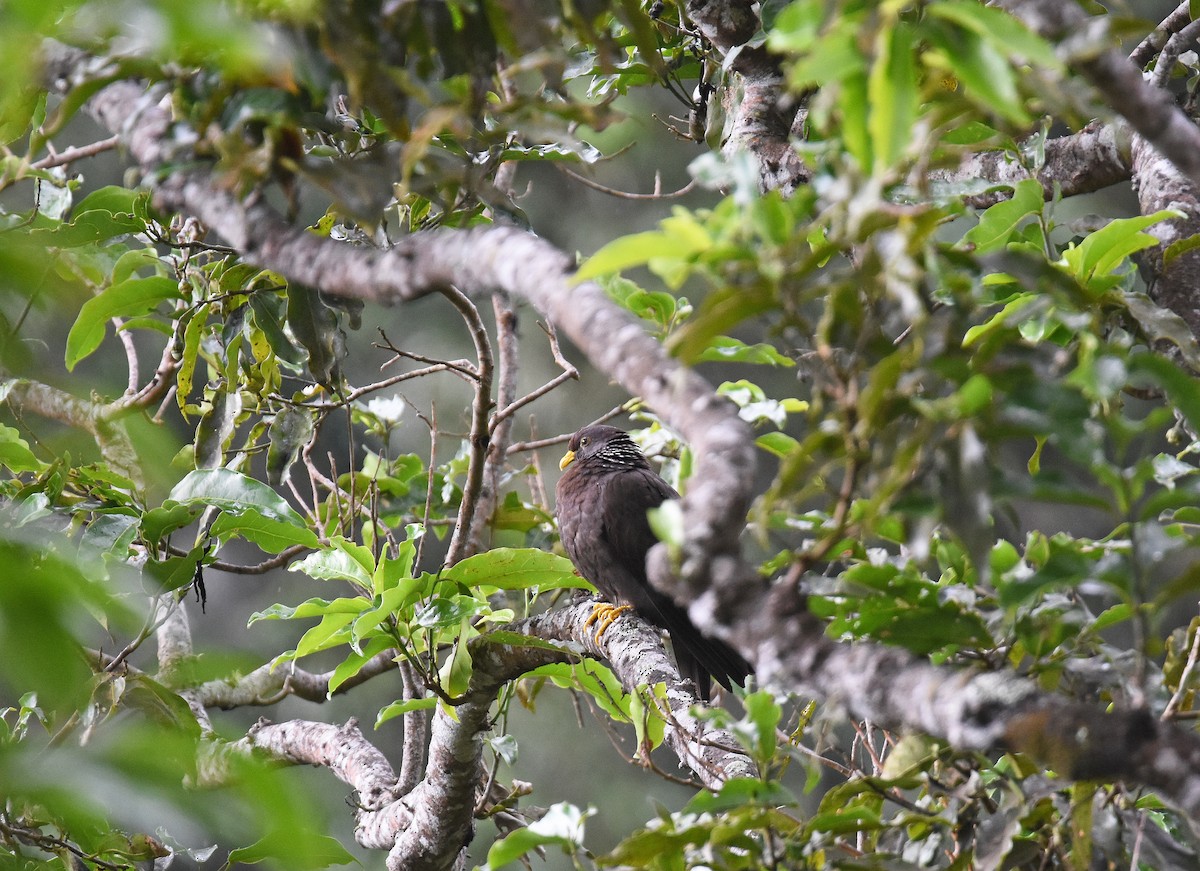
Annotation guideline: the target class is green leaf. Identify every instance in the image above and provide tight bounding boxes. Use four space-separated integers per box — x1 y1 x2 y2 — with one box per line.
742 689 783 760
373 527 421 593
249 288 307 367
227 830 355 869
1163 231 1200 268
960 179 1044 254
266 406 315 486
66 276 180 370
574 230 676 281
249 596 371 624
414 595 488 630
122 673 202 740
695 336 795 366
290 544 374 588
72 185 146 219
483 630 571 654
193 384 242 469
868 20 917 171
287 285 343 387
439 622 474 696
629 682 668 756
328 635 396 695
1062 210 1182 285
755 431 801 459
685 778 798 815
145 546 206 594
441 547 591 592
1120 292 1200 371
576 208 711 282
293 611 356 659
376 694 437 727
962 293 1036 347
647 501 684 550
927 1 1059 69
0 423 40 472
928 23 1025 125
141 502 202 545
527 661 629 721
1129 352 1200 435
209 508 321 553
167 468 307 525
486 802 592 869
29 185 148 247
839 68 871 170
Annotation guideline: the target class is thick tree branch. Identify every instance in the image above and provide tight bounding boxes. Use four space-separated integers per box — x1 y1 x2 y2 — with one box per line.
523 598 758 787
3 379 140 481
1130 136 1200 340
928 121 1131 206
1129 1 1193 70
751 599 1200 822
466 293 518 556
194 600 755 869
686 0 810 195
997 0 1200 188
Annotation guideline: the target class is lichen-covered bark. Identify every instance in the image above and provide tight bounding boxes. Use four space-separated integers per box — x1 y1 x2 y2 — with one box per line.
1131 136 1200 340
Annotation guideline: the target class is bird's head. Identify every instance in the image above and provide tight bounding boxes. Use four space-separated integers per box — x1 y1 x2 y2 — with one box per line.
559 425 646 471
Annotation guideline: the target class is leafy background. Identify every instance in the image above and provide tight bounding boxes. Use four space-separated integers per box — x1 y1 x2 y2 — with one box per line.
4 0 1200 869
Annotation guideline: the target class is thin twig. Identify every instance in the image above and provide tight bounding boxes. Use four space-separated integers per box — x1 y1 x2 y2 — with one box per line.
415 400 437 568
556 164 698 200
441 287 494 566
1162 621 1200 720
113 317 140 396
114 336 180 414
490 320 579 428
468 293 520 553
525 416 550 516
295 362 465 409
505 403 630 455
166 542 307 574
396 660 431 795
376 330 479 382
28 134 120 171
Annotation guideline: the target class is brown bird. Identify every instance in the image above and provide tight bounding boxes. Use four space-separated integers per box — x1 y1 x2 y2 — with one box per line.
555 424 751 702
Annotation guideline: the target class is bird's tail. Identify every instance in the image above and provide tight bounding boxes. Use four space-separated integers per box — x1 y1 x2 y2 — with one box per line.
651 597 752 703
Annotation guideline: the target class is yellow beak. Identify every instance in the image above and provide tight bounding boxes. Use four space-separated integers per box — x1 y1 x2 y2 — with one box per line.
559 449 576 471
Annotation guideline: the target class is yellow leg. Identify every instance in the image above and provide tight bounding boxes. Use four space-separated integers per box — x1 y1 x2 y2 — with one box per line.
583 602 632 644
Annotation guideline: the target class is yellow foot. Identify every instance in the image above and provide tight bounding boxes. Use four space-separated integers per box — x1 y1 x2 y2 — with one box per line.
584 602 632 644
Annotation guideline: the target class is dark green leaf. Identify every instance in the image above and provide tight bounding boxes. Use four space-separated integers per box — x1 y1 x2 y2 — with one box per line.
266 405 316 485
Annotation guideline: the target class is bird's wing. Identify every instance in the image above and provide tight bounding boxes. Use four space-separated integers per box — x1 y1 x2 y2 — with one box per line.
599 467 752 700
598 466 677 585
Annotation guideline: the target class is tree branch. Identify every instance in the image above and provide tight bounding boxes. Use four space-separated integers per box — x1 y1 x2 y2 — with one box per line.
997 0 1200 188
521 598 758 787
749 597 1200 823
195 649 398 708
440 287 494 567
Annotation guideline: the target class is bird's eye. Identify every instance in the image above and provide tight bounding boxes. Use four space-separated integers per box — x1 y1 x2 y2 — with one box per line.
580 436 590 447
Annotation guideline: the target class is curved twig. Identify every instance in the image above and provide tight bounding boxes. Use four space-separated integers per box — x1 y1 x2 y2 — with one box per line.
440 286 494 566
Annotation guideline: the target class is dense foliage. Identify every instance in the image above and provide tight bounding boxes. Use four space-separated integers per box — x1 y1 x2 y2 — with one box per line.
3 0 1200 868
